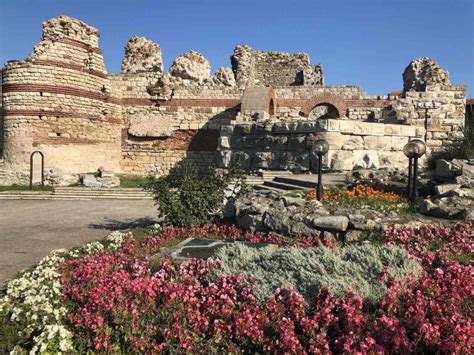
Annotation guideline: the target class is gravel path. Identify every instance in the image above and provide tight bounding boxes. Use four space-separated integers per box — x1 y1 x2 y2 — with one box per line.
0 200 158 287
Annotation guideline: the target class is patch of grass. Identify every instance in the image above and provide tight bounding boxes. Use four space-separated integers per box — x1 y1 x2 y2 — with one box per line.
0 185 54 192
119 175 150 188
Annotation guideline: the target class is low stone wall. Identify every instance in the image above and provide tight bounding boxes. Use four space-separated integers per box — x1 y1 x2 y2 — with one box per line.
217 119 425 172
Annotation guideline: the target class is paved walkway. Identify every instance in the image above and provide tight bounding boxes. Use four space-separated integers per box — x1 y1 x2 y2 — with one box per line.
0 200 159 287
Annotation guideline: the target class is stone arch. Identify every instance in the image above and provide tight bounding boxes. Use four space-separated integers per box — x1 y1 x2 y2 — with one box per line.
299 93 347 118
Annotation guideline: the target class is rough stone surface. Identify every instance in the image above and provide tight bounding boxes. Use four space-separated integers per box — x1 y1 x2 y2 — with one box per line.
230 189 403 237
419 159 473 220
435 159 461 178
210 67 236 87
169 50 211 82
231 45 323 87
121 36 163 74
403 57 450 92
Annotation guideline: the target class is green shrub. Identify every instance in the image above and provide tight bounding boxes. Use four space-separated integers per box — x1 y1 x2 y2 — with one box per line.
427 113 474 169
144 160 246 227
214 242 421 303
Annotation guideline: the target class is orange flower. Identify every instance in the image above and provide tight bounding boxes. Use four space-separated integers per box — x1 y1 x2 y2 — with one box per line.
307 183 405 204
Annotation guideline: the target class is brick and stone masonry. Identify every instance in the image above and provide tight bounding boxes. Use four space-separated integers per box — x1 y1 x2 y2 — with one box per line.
0 16 467 185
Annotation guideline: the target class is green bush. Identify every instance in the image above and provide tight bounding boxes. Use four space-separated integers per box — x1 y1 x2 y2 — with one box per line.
144 160 246 227
427 112 474 168
214 242 421 303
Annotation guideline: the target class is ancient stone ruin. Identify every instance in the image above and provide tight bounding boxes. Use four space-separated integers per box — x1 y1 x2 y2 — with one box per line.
0 16 467 185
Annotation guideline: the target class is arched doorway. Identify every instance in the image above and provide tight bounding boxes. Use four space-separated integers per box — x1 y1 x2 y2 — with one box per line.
308 103 339 119
269 98 275 116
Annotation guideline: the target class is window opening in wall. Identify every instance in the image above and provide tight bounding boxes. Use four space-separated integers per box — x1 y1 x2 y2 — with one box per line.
39 92 43 97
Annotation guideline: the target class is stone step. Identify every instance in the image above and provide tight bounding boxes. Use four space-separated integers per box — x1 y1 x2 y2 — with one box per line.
55 191 152 196
262 180 306 191
0 194 153 200
55 187 147 192
274 173 346 188
273 176 317 189
253 184 287 193
0 190 54 195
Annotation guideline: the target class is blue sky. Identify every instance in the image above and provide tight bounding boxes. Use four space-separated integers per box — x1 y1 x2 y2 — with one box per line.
0 0 472 96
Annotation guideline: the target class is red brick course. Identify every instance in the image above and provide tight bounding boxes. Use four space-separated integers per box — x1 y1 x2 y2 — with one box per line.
298 93 348 117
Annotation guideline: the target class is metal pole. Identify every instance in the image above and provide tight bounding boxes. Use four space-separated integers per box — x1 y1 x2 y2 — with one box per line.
317 152 323 200
412 156 418 203
40 152 44 190
407 157 412 200
29 152 34 190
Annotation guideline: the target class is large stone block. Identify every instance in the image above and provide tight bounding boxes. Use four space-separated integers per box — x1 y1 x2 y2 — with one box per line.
330 150 354 171
311 215 349 232
353 150 380 170
342 136 364 150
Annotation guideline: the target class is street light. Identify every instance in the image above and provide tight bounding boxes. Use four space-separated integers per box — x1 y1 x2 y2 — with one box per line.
403 139 426 203
313 139 329 200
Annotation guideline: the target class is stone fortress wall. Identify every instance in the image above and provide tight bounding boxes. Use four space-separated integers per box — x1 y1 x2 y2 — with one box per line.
0 16 467 185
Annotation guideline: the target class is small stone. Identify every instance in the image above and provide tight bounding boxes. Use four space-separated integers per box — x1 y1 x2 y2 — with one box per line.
345 230 363 243
348 214 367 230
435 183 459 196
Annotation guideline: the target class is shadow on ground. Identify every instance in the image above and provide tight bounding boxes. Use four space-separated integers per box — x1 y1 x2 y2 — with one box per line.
88 217 158 231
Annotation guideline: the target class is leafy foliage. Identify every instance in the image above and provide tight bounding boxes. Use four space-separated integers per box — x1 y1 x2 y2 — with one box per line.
144 160 246 227
214 242 421 303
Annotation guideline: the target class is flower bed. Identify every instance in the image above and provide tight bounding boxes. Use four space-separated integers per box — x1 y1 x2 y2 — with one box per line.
1 223 472 353
307 183 413 214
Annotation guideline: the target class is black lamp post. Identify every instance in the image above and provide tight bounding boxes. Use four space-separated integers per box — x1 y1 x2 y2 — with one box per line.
403 139 426 203
313 139 329 200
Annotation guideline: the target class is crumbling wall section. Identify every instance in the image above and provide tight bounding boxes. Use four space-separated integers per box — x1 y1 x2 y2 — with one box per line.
231 45 323 88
